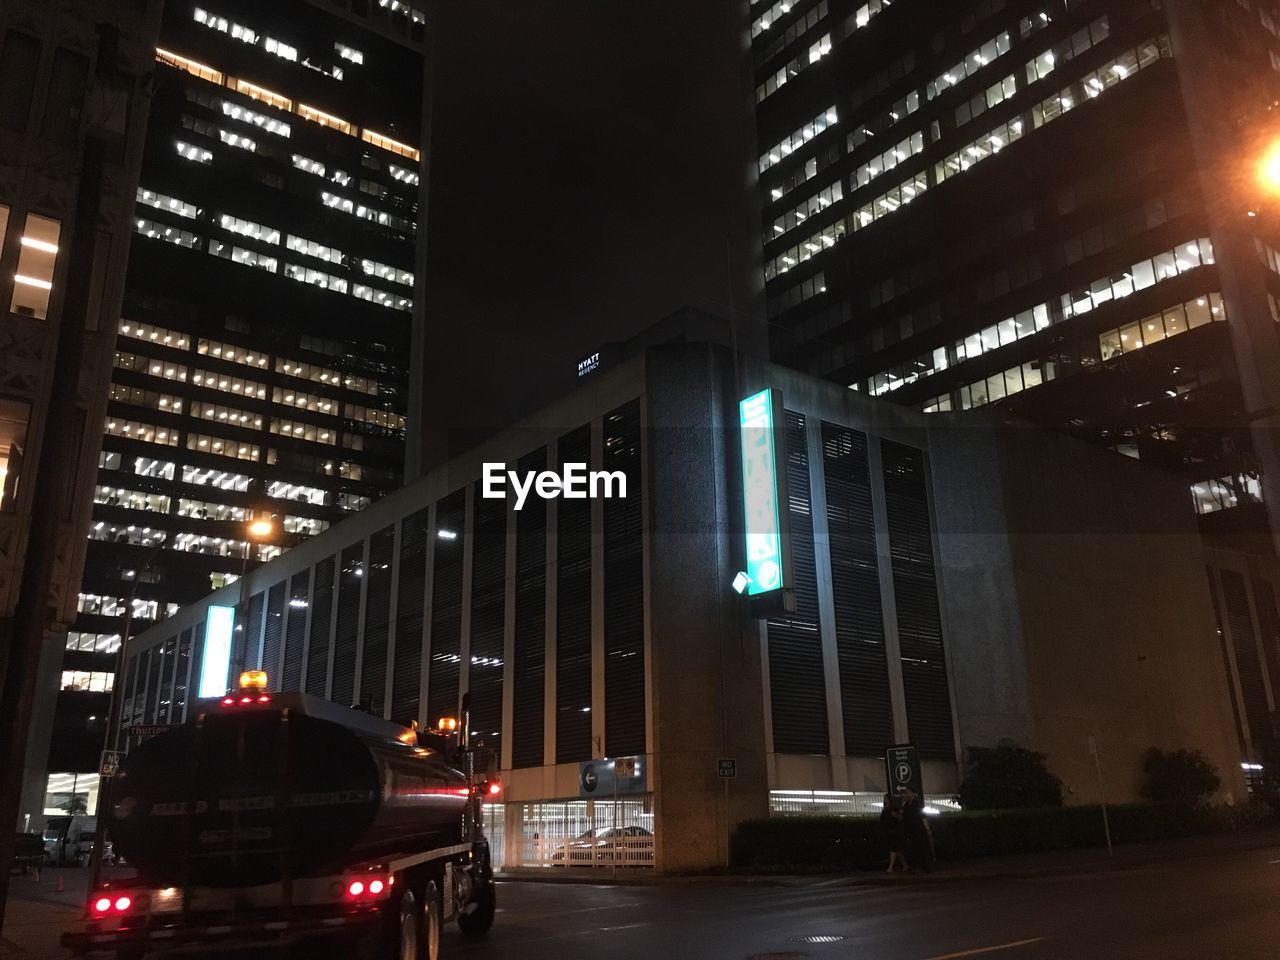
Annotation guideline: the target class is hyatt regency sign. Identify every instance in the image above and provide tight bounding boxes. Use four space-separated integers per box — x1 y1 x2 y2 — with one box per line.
738 389 792 600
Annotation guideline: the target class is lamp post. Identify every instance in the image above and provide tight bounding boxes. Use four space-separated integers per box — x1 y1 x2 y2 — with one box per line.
232 512 276 681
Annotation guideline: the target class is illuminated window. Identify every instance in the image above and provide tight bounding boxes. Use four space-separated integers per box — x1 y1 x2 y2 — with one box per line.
61 671 114 693
1098 293 1225 361
756 35 832 103
926 31 1012 100
335 42 364 64
270 418 335 444
11 213 61 319
114 351 190 382
186 432 260 461
136 188 199 219
265 37 297 62
1191 474 1263 515
353 283 412 312
218 213 280 244
283 515 329 535
109 383 185 414
360 129 420 162
291 154 326 177
176 140 213 164
218 129 257 152
234 79 292 112
298 103 352 134
388 163 419 186
191 368 267 397
118 319 191 350
760 107 838 173
0 398 30 512
220 100 291 137
267 479 327 504
65 632 123 653
193 7 257 44
94 485 172 513
196 339 269 369
343 402 406 431
156 47 223 84
210 241 277 273
177 497 247 521
360 258 413 286
182 465 251 490
286 234 343 264
284 263 348 292
171 532 251 557
189 399 263 429
135 217 200 248
103 417 177 446
321 191 354 214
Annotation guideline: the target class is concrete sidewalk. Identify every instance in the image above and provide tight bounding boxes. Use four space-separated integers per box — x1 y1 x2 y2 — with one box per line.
497 825 1280 886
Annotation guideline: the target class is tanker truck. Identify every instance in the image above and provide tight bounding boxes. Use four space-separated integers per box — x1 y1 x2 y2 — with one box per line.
62 672 499 960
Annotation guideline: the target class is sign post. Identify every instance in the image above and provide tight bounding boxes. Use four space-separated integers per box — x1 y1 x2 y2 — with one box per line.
885 744 923 797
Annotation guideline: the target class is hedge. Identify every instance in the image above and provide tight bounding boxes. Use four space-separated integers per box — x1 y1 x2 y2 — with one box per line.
730 802 1272 872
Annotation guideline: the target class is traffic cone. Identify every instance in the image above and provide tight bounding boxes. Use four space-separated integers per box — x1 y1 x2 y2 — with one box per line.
55 873 64 893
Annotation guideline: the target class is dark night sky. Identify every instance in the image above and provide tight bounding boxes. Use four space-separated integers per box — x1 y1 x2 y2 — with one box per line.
416 1 763 468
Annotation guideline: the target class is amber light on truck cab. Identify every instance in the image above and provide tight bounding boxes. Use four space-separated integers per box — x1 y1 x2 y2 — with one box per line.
221 670 272 706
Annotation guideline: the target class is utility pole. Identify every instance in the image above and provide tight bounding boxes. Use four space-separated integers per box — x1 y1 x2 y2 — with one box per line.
0 135 106 935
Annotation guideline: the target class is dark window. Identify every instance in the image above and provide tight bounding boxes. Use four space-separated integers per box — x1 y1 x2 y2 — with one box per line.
822 422 893 756
469 481 507 761
427 491 466 725
0 31 41 132
1221 570 1270 749
556 424 593 764
260 581 286 683
143 646 163 724
882 440 954 760
155 636 176 724
359 526 395 713
331 542 366 707
767 411 829 754
41 46 89 147
604 401 645 758
188 622 204 716
305 558 337 696
281 571 310 692
512 448 547 768
241 592 265 672
172 628 192 720
391 508 429 725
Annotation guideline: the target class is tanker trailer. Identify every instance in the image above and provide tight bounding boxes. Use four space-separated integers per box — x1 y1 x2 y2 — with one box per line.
63 672 498 959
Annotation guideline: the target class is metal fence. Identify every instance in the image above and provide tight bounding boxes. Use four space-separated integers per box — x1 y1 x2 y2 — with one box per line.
507 797 655 869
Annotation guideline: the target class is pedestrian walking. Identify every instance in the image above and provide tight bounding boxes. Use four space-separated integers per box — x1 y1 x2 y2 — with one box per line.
900 787 934 873
880 793 906 873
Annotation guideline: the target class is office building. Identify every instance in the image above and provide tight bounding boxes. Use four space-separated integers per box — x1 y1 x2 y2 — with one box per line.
32 0 429 827
0 0 162 831
751 0 1280 548
117 339 1245 873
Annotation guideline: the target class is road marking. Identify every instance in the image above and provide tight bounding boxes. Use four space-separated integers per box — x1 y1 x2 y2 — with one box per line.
924 936 1049 959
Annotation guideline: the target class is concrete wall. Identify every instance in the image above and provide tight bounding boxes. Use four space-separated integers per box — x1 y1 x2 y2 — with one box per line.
934 416 1246 804
645 345 770 872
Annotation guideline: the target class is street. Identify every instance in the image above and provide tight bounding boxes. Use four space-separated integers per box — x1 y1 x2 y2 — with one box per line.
4 836 1279 960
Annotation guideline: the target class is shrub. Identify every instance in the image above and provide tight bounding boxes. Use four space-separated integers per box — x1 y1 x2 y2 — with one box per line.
1140 748 1220 805
729 801 1271 873
958 743 1063 810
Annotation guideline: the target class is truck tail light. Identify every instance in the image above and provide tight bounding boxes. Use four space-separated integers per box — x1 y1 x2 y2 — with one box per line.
90 894 133 916
344 875 392 902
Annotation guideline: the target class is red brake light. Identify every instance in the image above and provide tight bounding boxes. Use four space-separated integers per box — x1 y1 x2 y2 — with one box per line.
240 696 252 704
487 781 502 797
114 896 132 913
346 880 365 898
92 896 112 914
258 694 271 703
368 879 384 895
221 697 234 706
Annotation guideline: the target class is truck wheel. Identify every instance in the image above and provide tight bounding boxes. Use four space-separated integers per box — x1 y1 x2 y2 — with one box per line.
393 889 421 960
421 881 441 960
456 879 495 937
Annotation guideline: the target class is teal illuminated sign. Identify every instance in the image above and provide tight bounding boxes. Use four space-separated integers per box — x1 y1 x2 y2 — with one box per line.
197 604 237 698
739 389 789 597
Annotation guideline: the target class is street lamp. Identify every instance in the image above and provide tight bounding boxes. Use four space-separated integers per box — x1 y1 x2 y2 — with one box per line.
232 513 276 679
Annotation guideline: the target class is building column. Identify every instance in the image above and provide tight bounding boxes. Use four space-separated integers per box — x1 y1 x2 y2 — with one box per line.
458 485 475 717
500 497 517 771
382 520 404 720
804 418 848 787
543 439 559 768
351 537 371 704
416 503 437 728
868 438 909 743
590 417 606 757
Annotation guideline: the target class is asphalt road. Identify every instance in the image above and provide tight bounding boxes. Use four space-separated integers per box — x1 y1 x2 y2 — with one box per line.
5 838 1279 959
446 842 1280 960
